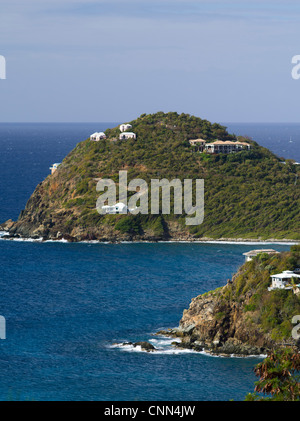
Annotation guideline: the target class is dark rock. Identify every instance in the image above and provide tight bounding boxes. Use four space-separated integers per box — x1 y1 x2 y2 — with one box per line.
118 341 156 352
134 341 156 352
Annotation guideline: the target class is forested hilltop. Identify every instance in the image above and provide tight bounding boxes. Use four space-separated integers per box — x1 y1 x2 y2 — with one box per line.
1 111 299 241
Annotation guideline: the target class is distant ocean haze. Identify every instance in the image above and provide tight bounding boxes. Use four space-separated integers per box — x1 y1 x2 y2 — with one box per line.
224 122 300 162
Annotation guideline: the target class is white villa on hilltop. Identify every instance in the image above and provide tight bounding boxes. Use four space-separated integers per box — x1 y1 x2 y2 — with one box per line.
204 140 251 154
189 139 251 154
120 123 132 132
90 124 136 142
119 132 136 140
268 270 300 292
90 132 107 141
50 163 61 175
243 249 279 262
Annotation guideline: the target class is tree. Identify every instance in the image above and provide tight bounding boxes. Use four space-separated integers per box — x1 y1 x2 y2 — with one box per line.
286 277 300 295
245 347 300 401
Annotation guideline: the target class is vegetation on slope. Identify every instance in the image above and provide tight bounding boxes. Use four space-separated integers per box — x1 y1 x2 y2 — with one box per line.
5 111 300 241
202 245 300 344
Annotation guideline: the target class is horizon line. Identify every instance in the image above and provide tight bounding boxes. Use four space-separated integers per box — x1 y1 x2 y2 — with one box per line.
1 121 300 124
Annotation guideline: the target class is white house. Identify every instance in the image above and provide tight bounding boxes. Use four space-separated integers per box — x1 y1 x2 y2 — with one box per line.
204 140 251 154
49 163 61 175
243 249 279 262
101 202 128 214
268 270 300 291
120 123 132 132
90 132 107 141
119 132 136 140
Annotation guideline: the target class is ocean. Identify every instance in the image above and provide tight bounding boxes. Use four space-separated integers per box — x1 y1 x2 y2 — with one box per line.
0 122 299 401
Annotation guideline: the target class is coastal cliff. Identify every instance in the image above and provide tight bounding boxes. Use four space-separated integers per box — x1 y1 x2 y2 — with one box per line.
165 246 300 356
1 111 299 242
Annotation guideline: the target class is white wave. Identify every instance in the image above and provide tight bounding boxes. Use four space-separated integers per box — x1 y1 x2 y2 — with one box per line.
157 240 299 245
43 238 70 243
198 241 299 246
149 337 180 346
109 335 267 359
0 231 298 246
119 344 143 352
197 349 267 359
151 348 198 355
0 233 44 242
109 342 198 355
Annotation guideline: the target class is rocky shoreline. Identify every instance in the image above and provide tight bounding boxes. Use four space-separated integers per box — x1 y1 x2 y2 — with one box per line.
0 220 298 245
155 328 268 357
156 249 300 357
0 233 297 245
111 333 269 357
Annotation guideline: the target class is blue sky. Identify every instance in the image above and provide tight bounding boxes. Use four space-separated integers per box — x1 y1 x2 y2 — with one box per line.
0 0 300 122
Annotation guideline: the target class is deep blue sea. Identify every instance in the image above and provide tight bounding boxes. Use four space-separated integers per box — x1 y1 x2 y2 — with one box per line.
0 122 299 401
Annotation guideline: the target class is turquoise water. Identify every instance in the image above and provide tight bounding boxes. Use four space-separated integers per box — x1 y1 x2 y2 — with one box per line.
0 123 298 401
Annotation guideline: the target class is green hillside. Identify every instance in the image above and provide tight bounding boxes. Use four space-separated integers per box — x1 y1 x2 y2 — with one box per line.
3 111 300 241
168 245 300 356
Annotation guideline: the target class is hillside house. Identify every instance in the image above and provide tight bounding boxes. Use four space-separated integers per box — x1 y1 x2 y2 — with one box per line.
268 270 300 292
90 132 107 141
119 132 136 140
120 123 132 132
235 141 252 150
204 140 251 154
189 139 206 152
243 249 279 262
49 163 61 175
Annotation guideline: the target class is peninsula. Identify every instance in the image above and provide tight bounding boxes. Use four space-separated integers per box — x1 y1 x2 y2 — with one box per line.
0 112 299 242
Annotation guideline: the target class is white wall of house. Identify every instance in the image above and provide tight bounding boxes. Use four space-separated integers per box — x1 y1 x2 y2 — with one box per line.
119 132 136 140
268 271 300 291
204 141 251 154
49 163 61 174
90 132 106 141
120 124 132 132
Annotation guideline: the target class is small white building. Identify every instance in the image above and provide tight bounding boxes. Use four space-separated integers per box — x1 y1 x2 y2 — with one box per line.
243 249 279 262
90 132 107 141
49 163 61 175
268 270 300 291
101 202 128 214
119 132 136 140
120 123 132 132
